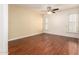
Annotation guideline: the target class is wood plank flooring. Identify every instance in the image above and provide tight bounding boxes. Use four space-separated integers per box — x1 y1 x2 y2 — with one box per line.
8 33 79 55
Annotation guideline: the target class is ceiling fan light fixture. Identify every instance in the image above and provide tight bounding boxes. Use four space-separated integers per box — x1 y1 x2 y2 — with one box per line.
47 11 52 14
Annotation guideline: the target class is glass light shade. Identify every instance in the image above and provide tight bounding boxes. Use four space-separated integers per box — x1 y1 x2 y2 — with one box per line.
47 11 52 14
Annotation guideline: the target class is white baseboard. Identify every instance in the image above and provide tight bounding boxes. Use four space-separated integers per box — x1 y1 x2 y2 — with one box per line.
45 32 79 39
8 33 42 41
8 32 79 41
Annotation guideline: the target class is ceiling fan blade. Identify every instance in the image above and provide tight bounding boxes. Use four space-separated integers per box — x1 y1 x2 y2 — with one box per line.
52 12 55 13
52 8 59 11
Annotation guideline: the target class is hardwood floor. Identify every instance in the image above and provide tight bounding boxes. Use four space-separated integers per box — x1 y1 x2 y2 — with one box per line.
8 33 79 55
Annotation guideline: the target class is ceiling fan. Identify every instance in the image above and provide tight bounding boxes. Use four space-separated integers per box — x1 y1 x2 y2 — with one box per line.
47 6 59 13
41 6 59 14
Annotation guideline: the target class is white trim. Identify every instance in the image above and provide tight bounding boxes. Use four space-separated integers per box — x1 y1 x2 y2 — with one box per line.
0 4 8 55
45 32 79 39
8 33 42 41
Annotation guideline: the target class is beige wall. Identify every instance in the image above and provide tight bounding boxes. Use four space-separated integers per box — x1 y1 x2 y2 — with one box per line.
44 8 79 38
8 5 43 40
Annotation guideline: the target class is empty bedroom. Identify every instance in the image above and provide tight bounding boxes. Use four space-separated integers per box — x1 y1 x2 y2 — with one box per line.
8 4 79 55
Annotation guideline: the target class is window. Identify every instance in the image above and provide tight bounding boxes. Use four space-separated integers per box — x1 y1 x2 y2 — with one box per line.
68 14 79 33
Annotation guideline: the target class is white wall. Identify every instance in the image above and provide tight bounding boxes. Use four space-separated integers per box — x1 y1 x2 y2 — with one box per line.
0 4 8 55
44 8 79 38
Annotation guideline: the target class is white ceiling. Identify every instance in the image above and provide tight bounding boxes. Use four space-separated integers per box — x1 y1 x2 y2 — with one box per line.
18 4 79 10
15 4 79 14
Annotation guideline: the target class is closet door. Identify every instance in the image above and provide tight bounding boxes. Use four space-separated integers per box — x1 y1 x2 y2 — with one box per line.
68 14 79 33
